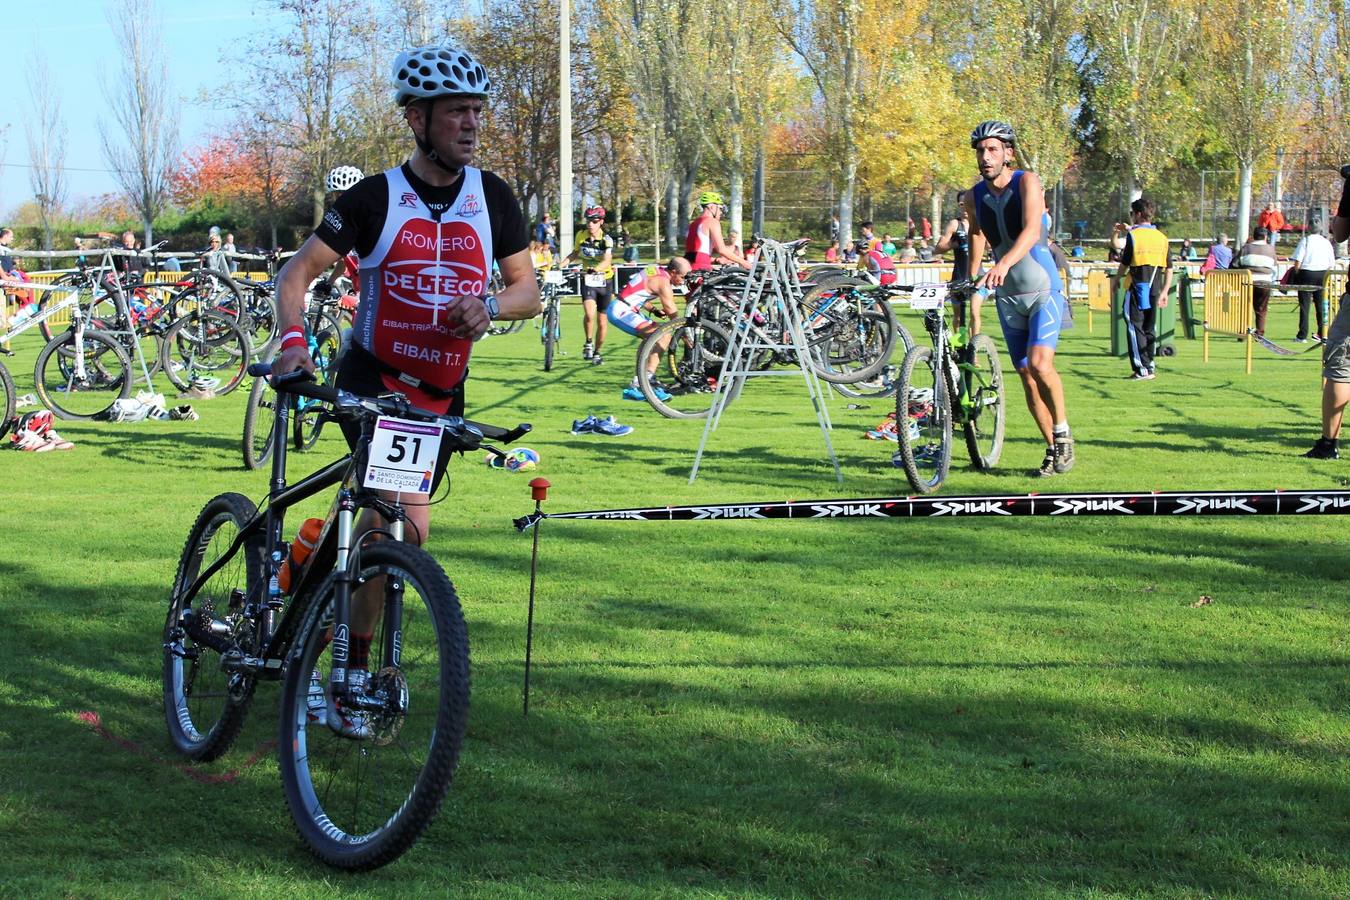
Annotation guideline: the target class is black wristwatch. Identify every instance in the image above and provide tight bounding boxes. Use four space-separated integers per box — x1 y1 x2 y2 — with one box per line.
482 294 500 320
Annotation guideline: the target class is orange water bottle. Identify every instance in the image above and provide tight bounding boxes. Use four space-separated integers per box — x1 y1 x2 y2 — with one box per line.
277 517 324 594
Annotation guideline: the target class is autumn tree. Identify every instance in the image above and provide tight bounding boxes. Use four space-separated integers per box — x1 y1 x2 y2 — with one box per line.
1196 0 1300 241
470 0 561 223
26 55 66 250
1080 0 1200 201
99 0 178 244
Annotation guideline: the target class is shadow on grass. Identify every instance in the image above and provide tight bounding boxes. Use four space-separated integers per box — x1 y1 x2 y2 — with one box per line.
2 515 1347 895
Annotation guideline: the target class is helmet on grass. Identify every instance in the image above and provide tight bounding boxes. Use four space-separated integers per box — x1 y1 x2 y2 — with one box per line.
325 166 364 192
392 45 491 106
970 120 1016 148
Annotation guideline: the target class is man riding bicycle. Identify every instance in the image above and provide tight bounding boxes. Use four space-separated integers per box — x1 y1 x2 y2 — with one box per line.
273 44 539 734
963 120 1074 476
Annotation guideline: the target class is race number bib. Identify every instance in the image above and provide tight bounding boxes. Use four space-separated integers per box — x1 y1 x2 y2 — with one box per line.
584 273 607 288
543 270 564 286
364 416 444 494
909 283 947 310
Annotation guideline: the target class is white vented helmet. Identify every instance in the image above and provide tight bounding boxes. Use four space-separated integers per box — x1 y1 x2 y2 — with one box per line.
325 166 364 192
392 46 490 106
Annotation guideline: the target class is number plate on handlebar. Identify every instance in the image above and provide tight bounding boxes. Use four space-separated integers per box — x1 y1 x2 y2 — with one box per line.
909 283 947 310
584 273 607 288
364 416 445 494
543 270 564 286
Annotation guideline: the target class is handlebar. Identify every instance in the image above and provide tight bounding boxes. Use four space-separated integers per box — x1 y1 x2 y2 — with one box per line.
249 363 533 449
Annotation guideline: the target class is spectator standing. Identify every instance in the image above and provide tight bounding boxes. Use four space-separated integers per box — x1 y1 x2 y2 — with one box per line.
824 239 840 264
112 230 146 280
202 233 230 273
921 217 932 241
917 239 934 262
1288 220 1336 342
1201 233 1232 273
0 228 17 355
897 238 917 263
535 212 556 253
1258 203 1285 245
1303 175 1350 458
1112 198 1173 380
829 214 840 243
880 234 897 256
1179 238 1196 260
222 233 238 273
1234 227 1278 336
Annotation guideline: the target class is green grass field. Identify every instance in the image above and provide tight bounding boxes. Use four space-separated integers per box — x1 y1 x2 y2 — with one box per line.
1 299 1347 898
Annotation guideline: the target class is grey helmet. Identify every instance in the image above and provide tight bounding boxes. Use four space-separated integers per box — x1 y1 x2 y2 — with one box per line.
970 120 1016 148
392 46 490 106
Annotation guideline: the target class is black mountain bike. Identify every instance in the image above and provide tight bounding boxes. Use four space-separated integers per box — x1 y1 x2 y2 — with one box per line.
163 364 530 869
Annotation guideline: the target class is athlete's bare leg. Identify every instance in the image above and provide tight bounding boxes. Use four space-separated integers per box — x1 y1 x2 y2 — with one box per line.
1019 345 1067 445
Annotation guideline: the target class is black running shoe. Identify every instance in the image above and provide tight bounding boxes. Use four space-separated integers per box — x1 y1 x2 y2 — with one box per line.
1303 438 1339 459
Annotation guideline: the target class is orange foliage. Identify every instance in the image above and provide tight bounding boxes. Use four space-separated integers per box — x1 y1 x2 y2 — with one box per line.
171 133 276 209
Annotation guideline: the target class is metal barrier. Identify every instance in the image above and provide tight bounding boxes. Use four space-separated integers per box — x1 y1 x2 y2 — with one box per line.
1203 269 1254 373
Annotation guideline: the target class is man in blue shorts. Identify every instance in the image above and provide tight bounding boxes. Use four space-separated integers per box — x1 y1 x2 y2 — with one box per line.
963 120 1074 476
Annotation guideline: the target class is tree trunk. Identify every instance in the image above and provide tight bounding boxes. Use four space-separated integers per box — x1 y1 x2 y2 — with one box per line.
1235 161 1254 245
752 145 765 238
729 167 743 245
664 175 678 249
929 188 943 240
839 172 856 251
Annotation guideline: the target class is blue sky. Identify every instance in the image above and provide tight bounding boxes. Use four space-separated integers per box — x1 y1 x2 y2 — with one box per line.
0 0 289 218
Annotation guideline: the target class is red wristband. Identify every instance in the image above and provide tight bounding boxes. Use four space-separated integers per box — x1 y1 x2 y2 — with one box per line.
280 327 306 351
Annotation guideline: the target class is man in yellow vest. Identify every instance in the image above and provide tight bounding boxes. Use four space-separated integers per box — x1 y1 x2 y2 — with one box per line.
1112 198 1172 380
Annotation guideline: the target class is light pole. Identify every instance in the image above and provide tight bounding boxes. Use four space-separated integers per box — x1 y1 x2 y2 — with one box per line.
558 0 574 260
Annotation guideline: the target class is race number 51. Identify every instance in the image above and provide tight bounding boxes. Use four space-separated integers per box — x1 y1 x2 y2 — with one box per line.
364 416 444 494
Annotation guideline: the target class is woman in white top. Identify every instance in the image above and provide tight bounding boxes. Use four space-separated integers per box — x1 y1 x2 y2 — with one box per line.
1289 222 1337 342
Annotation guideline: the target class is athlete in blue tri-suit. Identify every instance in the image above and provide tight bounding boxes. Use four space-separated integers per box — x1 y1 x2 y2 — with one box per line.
962 120 1075 476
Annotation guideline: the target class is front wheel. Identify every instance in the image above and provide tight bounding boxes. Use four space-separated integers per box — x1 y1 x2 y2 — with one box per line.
894 345 952 494
34 329 133 421
163 492 263 761
278 540 470 870
961 334 1006 470
241 377 278 470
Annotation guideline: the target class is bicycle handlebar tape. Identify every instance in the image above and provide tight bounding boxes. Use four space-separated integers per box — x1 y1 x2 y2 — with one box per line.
529 478 551 503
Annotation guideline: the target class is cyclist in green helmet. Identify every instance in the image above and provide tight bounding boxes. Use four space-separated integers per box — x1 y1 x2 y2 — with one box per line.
685 190 750 271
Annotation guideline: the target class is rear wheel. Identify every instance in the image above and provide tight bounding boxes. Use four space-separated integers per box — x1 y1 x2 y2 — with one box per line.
34 329 133 421
163 492 263 761
894 345 951 494
637 317 739 419
961 334 1006 470
278 540 470 870
161 310 251 396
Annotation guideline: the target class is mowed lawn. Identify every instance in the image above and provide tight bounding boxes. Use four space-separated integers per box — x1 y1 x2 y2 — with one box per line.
0 297 1346 898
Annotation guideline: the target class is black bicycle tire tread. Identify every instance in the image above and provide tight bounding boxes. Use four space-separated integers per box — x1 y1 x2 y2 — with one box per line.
163 491 261 761
161 310 252 395
242 377 275 470
963 333 1006 470
896 345 952 494
278 540 470 870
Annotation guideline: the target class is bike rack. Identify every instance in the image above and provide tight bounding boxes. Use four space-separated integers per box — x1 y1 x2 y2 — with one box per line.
690 239 842 484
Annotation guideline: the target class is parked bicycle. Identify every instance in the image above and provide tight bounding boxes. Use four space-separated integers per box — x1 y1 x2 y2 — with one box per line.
241 307 344 469
892 280 1006 493
537 267 569 371
164 364 530 869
